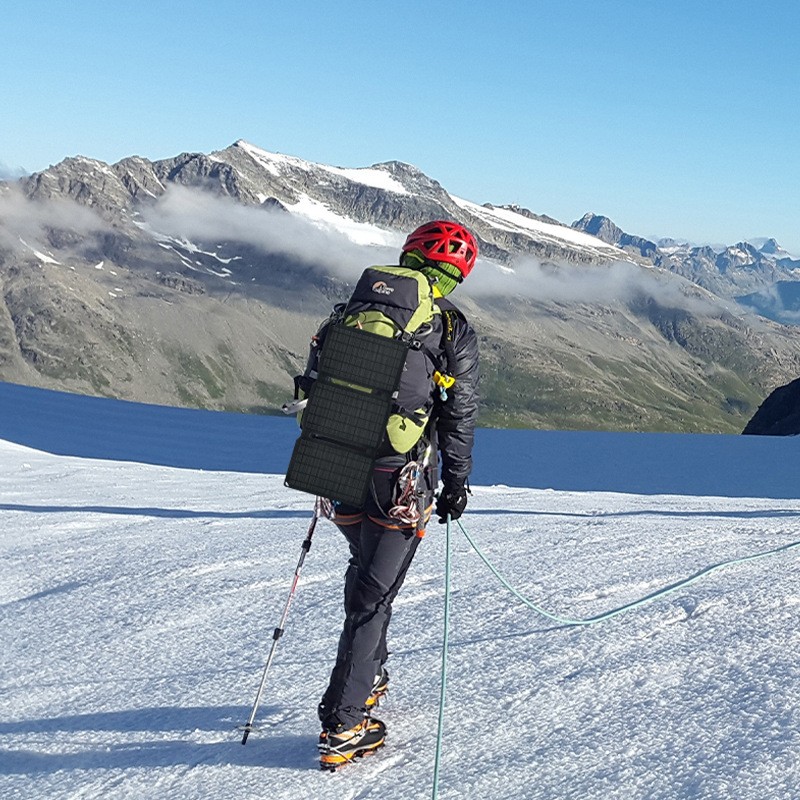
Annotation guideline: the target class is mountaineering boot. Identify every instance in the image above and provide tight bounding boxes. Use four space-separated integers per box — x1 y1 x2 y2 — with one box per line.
318 717 387 771
365 668 389 710
316 668 389 732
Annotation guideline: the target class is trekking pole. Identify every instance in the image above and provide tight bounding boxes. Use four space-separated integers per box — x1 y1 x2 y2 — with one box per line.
240 497 327 744
431 511 453 799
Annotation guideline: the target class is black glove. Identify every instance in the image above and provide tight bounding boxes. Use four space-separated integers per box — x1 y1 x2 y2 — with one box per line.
436 484 468 524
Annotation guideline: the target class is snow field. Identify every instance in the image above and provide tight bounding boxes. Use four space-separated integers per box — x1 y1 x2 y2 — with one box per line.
2 441 800 799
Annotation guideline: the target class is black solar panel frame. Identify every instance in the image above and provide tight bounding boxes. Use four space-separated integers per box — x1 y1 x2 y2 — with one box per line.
285 323 410 505
285 436 375 507
318 324 407 393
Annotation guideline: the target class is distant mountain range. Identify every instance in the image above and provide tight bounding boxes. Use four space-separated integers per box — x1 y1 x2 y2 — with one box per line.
572 213 800 299
2 140 800 433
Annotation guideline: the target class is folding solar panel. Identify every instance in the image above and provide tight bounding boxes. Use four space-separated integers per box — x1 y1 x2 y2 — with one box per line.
285 324 408 505
285 437 376 508
317 325 407 392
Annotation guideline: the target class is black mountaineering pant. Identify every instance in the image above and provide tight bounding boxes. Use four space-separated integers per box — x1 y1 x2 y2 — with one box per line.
318 457 432 730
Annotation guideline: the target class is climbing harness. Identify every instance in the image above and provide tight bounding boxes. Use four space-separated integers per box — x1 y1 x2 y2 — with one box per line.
388 440 434 536
388 461 426 526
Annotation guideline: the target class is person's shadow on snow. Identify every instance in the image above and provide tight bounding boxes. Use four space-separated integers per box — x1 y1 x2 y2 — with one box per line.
0 705 318 773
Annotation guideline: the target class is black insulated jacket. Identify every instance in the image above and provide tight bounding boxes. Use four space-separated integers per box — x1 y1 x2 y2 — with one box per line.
432 297 479 490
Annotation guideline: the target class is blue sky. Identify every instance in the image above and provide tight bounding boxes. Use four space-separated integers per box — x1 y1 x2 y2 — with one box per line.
3 0 800 251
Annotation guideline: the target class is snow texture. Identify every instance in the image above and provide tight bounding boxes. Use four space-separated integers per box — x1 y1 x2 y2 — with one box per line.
1 382 800 800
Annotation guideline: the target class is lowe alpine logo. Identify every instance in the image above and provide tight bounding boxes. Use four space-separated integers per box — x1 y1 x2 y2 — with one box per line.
372 281 395 295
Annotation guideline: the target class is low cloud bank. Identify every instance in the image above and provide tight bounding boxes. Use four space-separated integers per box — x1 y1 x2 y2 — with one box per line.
0 181 727 319
0 184 107 254
465 255 724 316
743 284 800 325
145 186 720 316
143 186 398 280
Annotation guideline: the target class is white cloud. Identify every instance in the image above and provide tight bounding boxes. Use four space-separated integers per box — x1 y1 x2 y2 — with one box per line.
143 187 728 317
0 184 108 254
0 161 28 180
464 254 723 316
0 181 727 320
142 186 398 280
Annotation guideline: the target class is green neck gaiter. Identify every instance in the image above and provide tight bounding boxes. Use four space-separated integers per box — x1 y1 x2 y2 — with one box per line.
400 250 462 296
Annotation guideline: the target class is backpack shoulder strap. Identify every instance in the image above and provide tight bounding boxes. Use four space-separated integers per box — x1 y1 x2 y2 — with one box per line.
435 299 463 374
428 299 464 398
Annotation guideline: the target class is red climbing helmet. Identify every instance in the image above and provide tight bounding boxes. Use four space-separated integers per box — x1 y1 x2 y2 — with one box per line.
401 220 478 279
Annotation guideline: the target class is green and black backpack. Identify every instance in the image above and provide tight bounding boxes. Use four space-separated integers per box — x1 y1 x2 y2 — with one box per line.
285 265 455 505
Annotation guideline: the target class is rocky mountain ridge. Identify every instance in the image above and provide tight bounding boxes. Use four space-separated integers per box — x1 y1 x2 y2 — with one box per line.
743 376 800 435
3 140 800 433
572 212 659 259
572 212 800 300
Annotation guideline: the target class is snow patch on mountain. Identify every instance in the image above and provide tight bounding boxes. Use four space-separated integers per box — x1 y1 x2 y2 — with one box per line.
289 194 405 249
18 238 61 265
236 140 410 195
450 195 623 257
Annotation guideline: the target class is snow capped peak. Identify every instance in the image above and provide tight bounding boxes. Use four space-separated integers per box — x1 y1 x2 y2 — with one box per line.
231 140 409 194
61 155 117 177
233 139 312 175
755 237 790 257
725 242 760 262
450 196 623 256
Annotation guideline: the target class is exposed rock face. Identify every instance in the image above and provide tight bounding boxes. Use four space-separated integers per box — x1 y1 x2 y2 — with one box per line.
760 238 788 257
742 378 800 435
572 213 658 259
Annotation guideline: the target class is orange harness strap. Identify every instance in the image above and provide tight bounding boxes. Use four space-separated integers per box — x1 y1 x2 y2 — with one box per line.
367 503 433 537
